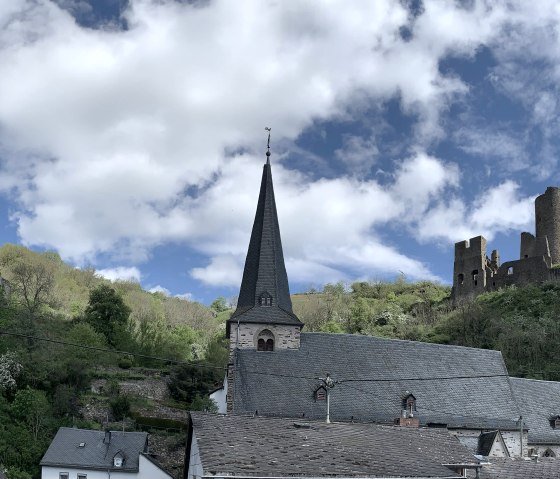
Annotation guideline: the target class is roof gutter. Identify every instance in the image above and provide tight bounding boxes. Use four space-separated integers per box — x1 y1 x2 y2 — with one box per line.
201 476 463 479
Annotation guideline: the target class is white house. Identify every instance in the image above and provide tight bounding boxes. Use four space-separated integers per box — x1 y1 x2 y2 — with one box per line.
40 427 172 479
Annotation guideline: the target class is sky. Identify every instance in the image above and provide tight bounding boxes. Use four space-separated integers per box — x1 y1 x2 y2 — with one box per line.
0 0 559 304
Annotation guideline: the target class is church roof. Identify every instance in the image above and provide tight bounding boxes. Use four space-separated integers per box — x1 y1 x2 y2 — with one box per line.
232 333 521 429
510 377 560 445
229 155 302 329
466 457 560 478
189 412 478 478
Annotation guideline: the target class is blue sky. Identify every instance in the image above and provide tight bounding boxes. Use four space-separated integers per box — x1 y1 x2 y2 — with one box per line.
0 0 559 304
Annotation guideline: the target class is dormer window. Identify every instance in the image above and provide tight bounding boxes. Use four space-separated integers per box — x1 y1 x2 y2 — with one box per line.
550 415 560 429
314 386 327 401
259 291 272 307
113 451 125 467
256 329 274 351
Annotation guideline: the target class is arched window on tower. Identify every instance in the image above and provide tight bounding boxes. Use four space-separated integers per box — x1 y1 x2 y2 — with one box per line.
256 329 274 351
259 291 272 307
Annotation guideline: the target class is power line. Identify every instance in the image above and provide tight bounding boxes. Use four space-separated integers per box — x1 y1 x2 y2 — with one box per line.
243 369 509 382
0 331 226 370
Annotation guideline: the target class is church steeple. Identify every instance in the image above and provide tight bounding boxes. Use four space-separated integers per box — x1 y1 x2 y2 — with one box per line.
228 131 302 334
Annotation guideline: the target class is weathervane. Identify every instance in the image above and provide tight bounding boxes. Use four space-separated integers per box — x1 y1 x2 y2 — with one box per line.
265 127 271 163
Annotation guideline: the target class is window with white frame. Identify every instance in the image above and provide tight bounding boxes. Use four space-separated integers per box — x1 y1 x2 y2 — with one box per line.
59 474 69 479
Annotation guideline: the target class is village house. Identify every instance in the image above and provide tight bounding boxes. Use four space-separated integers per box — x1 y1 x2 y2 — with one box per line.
40 427 172 479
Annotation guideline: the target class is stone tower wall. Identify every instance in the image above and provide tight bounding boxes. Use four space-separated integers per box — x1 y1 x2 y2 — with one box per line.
453 236 488 299
535 186 560 264
226 323 301 412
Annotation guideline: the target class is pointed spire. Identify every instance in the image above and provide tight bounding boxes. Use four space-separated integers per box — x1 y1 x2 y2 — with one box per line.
230 130 302 327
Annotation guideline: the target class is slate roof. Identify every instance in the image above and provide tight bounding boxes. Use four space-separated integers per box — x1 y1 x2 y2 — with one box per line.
40 428 148 471
467 458 560 478
229 158 302 330
190 412 479 478
510 377 560 444
233 333 521 429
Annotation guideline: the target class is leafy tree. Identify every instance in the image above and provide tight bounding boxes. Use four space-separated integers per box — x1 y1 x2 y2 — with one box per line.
110 395 131 421
0 247 56 321
168 362 220 405
0 352 22 396
210 297 229 314
11 387 51 440
84 285 131 346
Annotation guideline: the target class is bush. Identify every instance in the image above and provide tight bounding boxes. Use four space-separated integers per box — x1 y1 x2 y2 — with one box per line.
118 357 133 369
110 395 131 421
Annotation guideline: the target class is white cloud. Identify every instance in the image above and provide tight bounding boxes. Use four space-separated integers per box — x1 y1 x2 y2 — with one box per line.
96 266 142 282
0 0 553 288
191 255 243 288
417 181 535 244
149 285 171 295
334 134 379 174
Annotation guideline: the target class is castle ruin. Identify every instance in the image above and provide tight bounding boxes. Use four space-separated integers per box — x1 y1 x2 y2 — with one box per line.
453 186 560 302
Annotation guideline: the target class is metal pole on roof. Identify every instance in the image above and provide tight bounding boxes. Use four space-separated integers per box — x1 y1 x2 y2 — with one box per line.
519 415 524 456
320 373 336 424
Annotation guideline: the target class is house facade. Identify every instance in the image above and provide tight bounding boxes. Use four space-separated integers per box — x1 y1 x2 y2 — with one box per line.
40 428 172 479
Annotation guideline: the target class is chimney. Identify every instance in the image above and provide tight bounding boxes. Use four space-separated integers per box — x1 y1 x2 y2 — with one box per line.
394 410 420 428
104 430 111 445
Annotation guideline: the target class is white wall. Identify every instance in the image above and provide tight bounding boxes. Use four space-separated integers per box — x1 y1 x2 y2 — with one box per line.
42 457 171 479
210 376 228 414
187 432 203 479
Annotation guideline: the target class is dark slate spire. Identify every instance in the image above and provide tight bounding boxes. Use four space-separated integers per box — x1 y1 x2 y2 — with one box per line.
230 131 302 327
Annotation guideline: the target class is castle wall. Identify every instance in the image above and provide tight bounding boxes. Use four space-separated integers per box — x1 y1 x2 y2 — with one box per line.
453 236 490 299
536 186 560 264
491 256 552 291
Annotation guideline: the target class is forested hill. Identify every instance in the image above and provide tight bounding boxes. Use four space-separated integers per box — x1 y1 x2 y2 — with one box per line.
1 243 560 478
292 279 560 381
0 244 228 479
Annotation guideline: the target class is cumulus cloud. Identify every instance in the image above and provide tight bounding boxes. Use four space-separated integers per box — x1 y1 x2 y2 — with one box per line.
0 0 554 289
417 181 535 244
97 266 142 282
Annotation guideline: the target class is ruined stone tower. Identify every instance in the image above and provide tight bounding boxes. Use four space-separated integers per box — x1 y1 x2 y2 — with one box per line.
453 186 560 302
535 186 560 265
225 141 303 412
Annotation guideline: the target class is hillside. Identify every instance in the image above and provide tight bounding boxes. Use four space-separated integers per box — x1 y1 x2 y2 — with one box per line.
1 244 560 478
0 244 227 479
292 279 560 381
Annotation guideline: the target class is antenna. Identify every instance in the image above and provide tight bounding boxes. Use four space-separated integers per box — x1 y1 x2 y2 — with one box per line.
319 373 336 424
265 127 271 164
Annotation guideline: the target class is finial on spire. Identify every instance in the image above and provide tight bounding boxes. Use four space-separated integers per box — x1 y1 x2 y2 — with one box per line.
265 127 271 164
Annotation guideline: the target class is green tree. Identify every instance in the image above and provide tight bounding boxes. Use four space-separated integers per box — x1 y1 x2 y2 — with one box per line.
84 285 131 346
11 387 51 440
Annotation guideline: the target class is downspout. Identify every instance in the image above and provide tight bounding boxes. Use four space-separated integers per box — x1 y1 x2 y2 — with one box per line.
183 413 194 479
519 415 523 457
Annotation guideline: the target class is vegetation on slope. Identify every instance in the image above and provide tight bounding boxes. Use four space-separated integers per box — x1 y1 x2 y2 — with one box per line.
293 278 560 381
0 244 226 479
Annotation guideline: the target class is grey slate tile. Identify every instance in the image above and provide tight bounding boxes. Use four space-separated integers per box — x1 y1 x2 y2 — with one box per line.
510 377 560 445
191 412 479 478
40 428 147 471
233 332 521 429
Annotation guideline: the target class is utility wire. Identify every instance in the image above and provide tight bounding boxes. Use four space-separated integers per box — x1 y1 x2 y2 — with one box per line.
0 330 549 382
0 330 226 370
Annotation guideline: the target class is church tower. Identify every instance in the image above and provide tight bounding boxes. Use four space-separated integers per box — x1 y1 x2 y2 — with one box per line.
225 131 303 412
